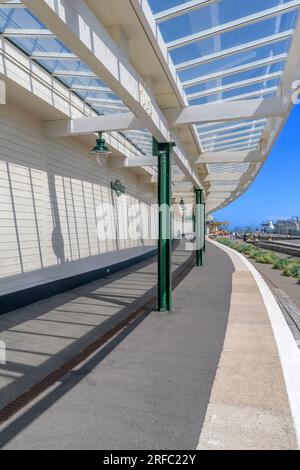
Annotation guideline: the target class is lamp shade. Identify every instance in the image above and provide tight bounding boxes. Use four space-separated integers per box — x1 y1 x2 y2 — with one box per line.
90 132 111 164
90 136 111 155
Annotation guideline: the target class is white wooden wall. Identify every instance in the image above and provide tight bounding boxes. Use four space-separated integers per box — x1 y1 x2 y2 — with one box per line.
0 105 157 296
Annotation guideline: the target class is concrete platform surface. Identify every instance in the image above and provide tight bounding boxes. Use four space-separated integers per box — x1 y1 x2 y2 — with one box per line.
0 245 190 412
0 241 297 450
0 243 233 450
198 241 298 450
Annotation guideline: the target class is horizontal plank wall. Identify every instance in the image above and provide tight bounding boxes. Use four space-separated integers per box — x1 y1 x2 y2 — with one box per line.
0 105 156 301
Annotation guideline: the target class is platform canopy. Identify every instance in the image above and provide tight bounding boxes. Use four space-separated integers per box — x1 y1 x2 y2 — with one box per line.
1 0 300 212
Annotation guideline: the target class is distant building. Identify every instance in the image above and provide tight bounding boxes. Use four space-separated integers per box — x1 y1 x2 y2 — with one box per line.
262 221 275 234
274 217 300 236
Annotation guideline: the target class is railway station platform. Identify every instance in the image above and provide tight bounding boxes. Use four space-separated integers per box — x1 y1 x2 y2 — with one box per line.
0 241 299 450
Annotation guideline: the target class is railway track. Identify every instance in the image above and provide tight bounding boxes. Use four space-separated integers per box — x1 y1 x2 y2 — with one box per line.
251 240 300 258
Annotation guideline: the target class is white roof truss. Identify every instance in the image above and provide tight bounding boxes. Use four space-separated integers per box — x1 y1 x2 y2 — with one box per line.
154 0 219 23
176 30 294 72
183 54 287 89
186 72 283 101
167 1 300 50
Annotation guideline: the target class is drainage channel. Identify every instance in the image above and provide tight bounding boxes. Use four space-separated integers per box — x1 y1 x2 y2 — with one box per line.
0 252 196 426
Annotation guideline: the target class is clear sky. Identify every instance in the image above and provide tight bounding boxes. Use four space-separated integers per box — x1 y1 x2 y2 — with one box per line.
146 1 300 230
214 104 300 228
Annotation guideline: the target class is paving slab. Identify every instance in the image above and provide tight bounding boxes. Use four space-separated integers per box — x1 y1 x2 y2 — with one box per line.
0 242 233 450
198 241 297 450
0 246 191 412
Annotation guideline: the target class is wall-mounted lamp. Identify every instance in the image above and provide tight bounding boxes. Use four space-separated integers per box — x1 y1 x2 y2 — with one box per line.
90 132 112 165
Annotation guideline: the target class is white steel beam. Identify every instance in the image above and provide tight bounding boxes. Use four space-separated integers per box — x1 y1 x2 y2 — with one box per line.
128 0 204 158
195 150 262 164
92 104 128 111
165 97 284 126
1 28 55 38
70 85 111 93
22 0 202 189
203 132 262 147
167 1 300 50
44 113 144 137
197 118 267 130
207 144 258 152
85 97 124 104
208 185 238 192
220 86 278 103
207 195 234 199
172 174 190 182
139 175 158 184
172 191 195 197
53 70 97 78
183 54 286 89
30 52 77 60
176 30 293 72
204 139 260 151
205 173 244 182
0 2 26 7
199 120 266 137
201 126 265 142
187 72 282 101
43 113 262 155
111 157 158 168
21 0 170 139
154 0 218 23
207 197 229 201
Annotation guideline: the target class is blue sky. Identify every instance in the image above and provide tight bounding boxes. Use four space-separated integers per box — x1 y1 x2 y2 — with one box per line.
146 1 300 229
214 103 300 228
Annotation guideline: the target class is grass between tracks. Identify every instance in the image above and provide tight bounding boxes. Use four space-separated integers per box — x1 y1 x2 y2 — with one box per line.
217 238 300 285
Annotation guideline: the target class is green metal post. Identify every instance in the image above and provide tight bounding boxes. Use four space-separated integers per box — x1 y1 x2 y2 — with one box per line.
154 138 174 312
203 203 206 253
195 188 204 267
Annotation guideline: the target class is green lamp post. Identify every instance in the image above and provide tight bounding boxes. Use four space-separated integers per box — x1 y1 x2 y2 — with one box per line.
153 138 176 312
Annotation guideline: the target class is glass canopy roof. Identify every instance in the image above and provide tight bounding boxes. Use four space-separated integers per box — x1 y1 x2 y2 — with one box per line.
0 0 153 156
1 0 299 207
149 0 299 176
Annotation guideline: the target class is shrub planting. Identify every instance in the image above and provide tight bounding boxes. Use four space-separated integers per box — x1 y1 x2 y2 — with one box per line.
217 238 300 281
283 263 300 278
273 258 290 270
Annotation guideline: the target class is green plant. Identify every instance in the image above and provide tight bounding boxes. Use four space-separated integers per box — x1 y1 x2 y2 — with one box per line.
217 238 300 282
236 244 250 254
248 249 262 259
255 252 278 264
272 258 290 270
283 263 300 278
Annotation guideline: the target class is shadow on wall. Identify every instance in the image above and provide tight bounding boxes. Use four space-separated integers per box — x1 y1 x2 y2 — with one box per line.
0 135 156 294
49 172 66 265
